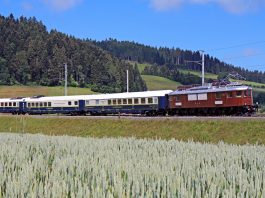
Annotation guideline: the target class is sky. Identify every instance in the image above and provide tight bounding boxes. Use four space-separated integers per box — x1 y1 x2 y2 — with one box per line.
0 0 265 72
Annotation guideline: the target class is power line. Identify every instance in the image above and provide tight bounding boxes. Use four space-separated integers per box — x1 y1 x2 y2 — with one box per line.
207 40 265 52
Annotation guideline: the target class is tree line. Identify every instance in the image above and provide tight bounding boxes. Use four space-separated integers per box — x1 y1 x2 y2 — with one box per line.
0 14 146 93
95 39 265 84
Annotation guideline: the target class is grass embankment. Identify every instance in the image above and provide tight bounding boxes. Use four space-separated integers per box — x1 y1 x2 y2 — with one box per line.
1 116 265 145
142 75 182 90
0 85 95 98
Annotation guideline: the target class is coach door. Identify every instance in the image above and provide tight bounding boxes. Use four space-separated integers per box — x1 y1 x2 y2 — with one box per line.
79 100 85 112
19 101 27 113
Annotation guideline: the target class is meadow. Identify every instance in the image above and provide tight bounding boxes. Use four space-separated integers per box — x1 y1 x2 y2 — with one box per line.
0 133 264 197
0 116 265 145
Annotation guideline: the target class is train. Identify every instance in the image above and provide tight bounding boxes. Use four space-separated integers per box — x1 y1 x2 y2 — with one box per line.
0 82 257 116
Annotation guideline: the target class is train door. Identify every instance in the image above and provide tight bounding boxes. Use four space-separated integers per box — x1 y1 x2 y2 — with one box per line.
79 100 85 112
19 101 27 114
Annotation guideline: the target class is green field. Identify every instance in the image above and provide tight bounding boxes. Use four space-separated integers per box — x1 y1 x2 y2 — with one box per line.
142 75 182 91
0 85 95 98
1 116 265 145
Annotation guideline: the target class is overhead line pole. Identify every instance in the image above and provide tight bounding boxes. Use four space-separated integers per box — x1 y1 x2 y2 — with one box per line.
64 63 68 96
127 69 129 93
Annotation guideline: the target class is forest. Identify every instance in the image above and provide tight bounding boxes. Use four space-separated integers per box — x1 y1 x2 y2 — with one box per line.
0 14 146 93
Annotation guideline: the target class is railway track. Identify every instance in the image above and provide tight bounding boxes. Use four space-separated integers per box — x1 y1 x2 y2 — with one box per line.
0 113 265 120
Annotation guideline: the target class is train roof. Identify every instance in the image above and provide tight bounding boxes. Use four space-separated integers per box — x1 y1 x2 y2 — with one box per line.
169 84 251 95
23 90 173 102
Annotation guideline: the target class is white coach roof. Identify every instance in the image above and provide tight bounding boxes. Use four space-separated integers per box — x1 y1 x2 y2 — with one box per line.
24 90 173 102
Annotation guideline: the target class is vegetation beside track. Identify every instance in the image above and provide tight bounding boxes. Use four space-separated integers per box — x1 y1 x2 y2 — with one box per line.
0 116 264 145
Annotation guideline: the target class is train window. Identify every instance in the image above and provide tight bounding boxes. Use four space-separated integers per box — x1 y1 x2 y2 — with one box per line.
48 102 51 107
118 99 122 105
108 100 111 105
153 98 158 104
96 100 99 105
68 101 72 106
175 96 180 101
134 98 139 104
148 98 153 104
0 103 3 107
141 98 145 104
216 92 222 99
9 102 12 107
32 103 35 107
74 101 78 106
236 91 242 97
86 100 90 105
36 103 39 107
113 99 117 105
227 92 233 98
28 103 31 108
128 99 132 104
5 102 7 107
123 99 127 104
40 102 43 107
244 90 251 97
13 102 16 107
44 102 47 107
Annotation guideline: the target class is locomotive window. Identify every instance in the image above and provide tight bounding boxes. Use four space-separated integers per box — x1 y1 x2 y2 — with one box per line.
123 99 127 104
134 98 139 104
48 102 51 107
236 91 242 97
244 90 251 97
141 98 146 104
148 98 153 104
118 99 122 105
175 96 180 101
13 102 16 107
44 102 47 107
128 99 132 104
216 92 222 99
108 100 112 105
113 99 117 105
227 92 233 98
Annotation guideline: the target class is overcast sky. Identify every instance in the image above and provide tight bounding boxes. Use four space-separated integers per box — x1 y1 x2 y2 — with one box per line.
1 0 265 71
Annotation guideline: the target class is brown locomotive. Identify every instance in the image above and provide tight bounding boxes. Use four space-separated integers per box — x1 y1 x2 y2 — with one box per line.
168 82 256 116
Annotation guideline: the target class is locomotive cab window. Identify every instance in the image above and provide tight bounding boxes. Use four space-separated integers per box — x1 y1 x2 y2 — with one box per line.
236 91 242 97
244 90 251 97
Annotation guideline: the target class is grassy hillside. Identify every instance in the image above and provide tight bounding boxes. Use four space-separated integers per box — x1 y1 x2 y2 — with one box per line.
0 86 95 98
142 75 182 91
0 116 264 145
